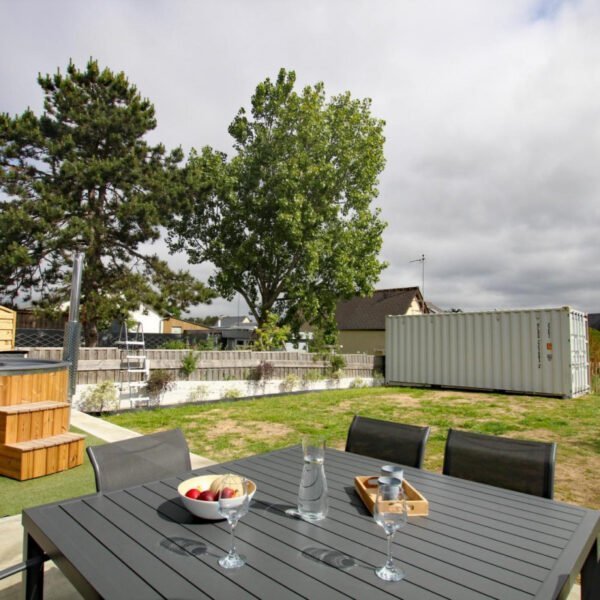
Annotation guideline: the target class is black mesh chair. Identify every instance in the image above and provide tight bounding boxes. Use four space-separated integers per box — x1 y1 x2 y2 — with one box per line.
345 415 430 468
442 428 556 499
87 428 192 492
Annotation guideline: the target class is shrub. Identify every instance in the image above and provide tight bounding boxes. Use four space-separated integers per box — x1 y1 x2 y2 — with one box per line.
180 351 199 379
311 347 346 377
253 312 291 350
307 326 339 354
349 377 366 389
328 353 346 377
79 381 119 413
145 370 175 400
194 337 216 351
329 369 342 381
222 388 242 400
162 339 187 349
248 360 275 381
302 370 324 383
280 373 300 392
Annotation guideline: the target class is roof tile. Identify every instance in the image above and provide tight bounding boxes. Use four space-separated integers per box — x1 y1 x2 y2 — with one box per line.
336 287 424 330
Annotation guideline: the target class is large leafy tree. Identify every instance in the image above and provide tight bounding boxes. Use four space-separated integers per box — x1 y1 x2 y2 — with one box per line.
0 59 214 346
168 69 387 339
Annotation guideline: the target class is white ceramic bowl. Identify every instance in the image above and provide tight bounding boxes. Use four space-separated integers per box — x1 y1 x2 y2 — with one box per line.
178 474 256 520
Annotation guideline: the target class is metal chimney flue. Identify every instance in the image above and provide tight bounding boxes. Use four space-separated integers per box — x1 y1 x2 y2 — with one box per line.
62 252 84 401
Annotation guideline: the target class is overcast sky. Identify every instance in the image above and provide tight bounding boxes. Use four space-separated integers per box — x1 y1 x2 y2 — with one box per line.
1 0 598 317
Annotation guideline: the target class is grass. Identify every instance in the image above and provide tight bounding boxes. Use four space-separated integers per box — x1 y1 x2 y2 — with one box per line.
2 386 598 516
0 427 105 517
104 386 600 510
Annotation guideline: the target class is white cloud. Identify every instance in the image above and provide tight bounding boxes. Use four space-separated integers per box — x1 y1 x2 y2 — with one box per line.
1 0 598 316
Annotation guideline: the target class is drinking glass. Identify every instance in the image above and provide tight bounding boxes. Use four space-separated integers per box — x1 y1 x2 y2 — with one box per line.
381 465 404 482
373 477 408 581
216 474 250 569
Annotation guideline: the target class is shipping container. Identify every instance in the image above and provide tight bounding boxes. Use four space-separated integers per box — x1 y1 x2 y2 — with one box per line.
385 307 590 398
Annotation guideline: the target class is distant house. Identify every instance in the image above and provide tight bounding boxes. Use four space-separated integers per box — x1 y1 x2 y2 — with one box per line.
589 314 600 331
107 304 165 335
162 316 210 335
214 315 257 349
217 316 256 329
129 305 164 334
425 301 446 314
336 287 428 355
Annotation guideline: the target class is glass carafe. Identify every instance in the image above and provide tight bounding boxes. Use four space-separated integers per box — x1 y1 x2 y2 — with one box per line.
297 436 329 521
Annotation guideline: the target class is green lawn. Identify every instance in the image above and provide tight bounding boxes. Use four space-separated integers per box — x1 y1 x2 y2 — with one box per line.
0 427 104 517
2 386 599 516
105 386 600 510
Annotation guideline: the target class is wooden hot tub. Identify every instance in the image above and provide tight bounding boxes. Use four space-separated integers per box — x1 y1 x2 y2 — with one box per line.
0 358 85 480
0 358 70 404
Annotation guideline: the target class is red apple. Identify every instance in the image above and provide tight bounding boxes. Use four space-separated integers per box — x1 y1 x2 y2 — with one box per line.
198 490 217 502
185 488 201 500
220 487 236 499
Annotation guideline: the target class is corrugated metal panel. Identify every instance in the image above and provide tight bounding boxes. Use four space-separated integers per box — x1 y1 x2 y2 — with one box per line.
385 307 590 398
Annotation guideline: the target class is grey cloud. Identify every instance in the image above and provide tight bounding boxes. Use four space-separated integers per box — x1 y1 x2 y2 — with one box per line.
1 0 598 317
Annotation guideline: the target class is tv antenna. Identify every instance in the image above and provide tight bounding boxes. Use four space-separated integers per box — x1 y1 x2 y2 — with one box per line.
409 254 425 298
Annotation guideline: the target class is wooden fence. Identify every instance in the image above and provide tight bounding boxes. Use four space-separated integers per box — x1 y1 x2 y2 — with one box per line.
591 362 600 377
19 348 381 385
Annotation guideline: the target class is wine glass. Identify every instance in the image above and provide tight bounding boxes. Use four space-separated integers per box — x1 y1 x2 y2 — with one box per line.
373 477 408 581
216 474 250 569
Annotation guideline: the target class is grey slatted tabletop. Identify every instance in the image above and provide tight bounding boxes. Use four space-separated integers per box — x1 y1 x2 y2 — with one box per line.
22 446 600 599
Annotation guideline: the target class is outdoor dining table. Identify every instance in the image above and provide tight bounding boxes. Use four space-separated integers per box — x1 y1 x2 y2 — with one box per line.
22 445 600 599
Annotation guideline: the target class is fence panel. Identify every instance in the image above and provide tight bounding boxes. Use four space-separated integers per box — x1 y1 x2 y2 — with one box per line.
17 347 377 385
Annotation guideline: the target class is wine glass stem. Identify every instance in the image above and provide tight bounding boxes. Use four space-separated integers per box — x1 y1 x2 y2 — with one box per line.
386 532 395 568
228 520 238 558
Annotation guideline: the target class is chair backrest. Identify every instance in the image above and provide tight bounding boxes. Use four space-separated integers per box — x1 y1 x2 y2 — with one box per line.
345 415 430 468
442 428 556 499
87 428 192 492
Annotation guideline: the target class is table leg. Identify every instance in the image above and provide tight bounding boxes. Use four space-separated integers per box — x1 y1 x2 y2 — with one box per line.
582 538 599 600
22 533 44 600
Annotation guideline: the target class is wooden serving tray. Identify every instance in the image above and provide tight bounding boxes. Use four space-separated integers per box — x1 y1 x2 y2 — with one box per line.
354 475 429 517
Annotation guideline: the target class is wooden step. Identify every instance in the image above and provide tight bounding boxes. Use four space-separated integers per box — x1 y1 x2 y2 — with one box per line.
0 432 85 480
0 402 70 444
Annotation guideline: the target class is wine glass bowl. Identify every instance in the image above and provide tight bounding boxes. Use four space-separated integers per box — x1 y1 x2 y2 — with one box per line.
373 477 408 581
216 474 250 569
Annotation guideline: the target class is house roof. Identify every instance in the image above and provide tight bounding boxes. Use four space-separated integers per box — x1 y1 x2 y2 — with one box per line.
426 301 446 314
589 313 600 330
336 287 425 331
218 316 257 329
162 316 210 330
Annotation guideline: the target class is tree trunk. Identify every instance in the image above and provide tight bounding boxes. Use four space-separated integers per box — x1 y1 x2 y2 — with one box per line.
83 321 99 347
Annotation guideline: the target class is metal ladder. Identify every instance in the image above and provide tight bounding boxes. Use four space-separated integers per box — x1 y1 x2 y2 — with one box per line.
116 321 150 407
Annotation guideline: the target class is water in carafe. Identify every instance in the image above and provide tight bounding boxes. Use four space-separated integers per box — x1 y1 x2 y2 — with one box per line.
297 437 328 521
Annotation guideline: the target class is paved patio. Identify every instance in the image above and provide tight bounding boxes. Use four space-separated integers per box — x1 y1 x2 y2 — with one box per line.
0 410 215 599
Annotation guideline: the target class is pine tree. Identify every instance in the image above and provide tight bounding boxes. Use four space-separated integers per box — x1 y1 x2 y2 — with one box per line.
0 59 214 345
